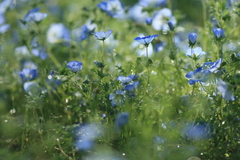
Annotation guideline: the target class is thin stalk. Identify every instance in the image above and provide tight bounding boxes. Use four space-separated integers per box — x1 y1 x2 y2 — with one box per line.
102 40 105 63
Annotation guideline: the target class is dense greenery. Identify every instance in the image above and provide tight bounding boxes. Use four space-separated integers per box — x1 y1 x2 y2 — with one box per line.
0 0 239 159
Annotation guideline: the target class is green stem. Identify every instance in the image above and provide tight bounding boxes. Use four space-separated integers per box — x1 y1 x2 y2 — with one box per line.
102 40 105 63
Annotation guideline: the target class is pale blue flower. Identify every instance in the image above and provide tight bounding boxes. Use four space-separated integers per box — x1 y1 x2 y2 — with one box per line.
97 0 124 18
93 30 112 41
116 112 129 132
19 68 38 81
203 58 222 73
213 28 225 39
127 4 149 23
188 32 198 46
154 41 166 52
23 81 41 96
185 67 210 85
134 34 158 47
47 23 70 43
217 79 236 101
185 47 206 59
125 81 139 92
23 7 48 23
109 90 125 106
67 61 82 73
32 47 48 60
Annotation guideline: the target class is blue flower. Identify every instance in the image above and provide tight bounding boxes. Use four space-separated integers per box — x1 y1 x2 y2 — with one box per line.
67 61 82 73
47 23 70 44
188 32 198 46
19 68 38 81
125 81 139 92
167 21 175 31
109 90 125 106
185 67 210 85
145 17 152 25
203 58 222 73
116 76 133 84
23 81 41 96
93 30 112 41
154 41 166 52
134 34 158 47
217 79 236 101
32 47 48 60
97 0 124 18
115 112 129 132
185 47 206 59
23 7 48 23
182 122 213 140
213 28 225 39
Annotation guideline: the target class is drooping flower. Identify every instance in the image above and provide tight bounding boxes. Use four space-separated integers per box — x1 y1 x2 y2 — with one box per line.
97 0 124 18
213 28 225 39
188 32 198 47
217 79 236 101
151 8 176 31
66 61 82 73
47 23 70 43
19 68 38 81
185 67 210 85
115 112 129 132
134 34 158 47
93 30 112 41
185 47 206 59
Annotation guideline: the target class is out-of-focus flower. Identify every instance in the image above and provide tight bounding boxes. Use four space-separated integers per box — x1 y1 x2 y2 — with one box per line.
151 8 176 32
185 47 206 59
21 60 37 70
127 4 149 23
66 61 82 73
185 67 210 85
47 23 70 43
134 34 158 47
72 20 97 41
217 79 236 101
167 21 175 31
0 13 10 33
23 7 47 23
139 0 167 7
182 122 213 140
23 81 41 96
115 112 129 132
46 71 61 91
97 0 124 18
109 90 126 106
0 0 14 14
19 68 38 81
125 81 139 92
15 46 30 58
145 17 153 25
154 41 166 52
74 124 102 151
213 28 225 39
93 30 112 41
116 76 133 84
188 32 197 47
31 47 48 60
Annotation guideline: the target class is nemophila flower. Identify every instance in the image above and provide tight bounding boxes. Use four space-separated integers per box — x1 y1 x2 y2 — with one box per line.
140 0 167 7
0 0 13 14
203 58 222 73
66 61 82 73
19 68 38 81
72 20 97 41
167 21 175 31
15 46 30 59
125 81 139 92
31 47 48 60
217 79 236 101
109 90 126 106
97 0 124 18
213 28 225 39
115 112 129 132
0 13 10 33
182 122 213 140
21 60 37 70
154 41 166 52
185 47 206 59
93 30 112 41
23 7 47 23
116 76 133 84
145 17 152 25
127 4 149 23
151 8 176 31
188 32 198 47
23 81 42 96
74 124 102 151
47 23 70 43
134 34 158 47
185 67 210 85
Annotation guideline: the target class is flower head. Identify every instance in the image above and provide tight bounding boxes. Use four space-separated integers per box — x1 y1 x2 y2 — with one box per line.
217 79 236 101
47 23 70 43
167 21 175 31
185 67 210 85
19 68 38 81
67 61 82 73
93 30 112 41
145 17 152 25
188 32 198 47
203 58 222 73
24 81 42 96
213 28 225 39
23 7 48 23
134 34 158 47
185 47 206 59
97 0 124 18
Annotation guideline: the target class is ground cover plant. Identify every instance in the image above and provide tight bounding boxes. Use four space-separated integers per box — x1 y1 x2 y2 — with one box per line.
0 0 240 159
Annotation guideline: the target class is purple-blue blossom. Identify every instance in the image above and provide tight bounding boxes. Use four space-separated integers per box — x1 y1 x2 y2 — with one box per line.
134 34 158 47
67 61 82 73
97 0 124 18
213 28 225 39
188 32 198 46
19 68 38 81
93 30 112 41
